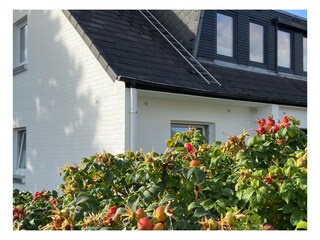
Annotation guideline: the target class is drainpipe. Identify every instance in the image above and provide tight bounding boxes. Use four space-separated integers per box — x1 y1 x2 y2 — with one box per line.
130 84 138 152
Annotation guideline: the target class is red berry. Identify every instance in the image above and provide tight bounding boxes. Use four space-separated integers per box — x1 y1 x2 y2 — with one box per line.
260 224 275 230
256 126 267 135
137 217 153 230
282 116 289 123
108 206 118 216
271 125 279 133
190 159 200 167
284 122 291 127
13 215 19 221
257 118 266 127
264 177 273 185
266 119 275 127
51 198 57 205
13 207 19 213
184 143 193 153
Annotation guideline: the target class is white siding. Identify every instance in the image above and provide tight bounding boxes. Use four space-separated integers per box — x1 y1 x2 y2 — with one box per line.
13 10 126 191
136 91 307 153
279 106 307 129
137 91 255 153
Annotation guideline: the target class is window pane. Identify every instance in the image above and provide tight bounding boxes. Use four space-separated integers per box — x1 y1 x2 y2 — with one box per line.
20 24 27 63
17 131 26 169
303 37 307 72
250 23 264 63
277 30 291 68
217 13 233 57
171 124 204 136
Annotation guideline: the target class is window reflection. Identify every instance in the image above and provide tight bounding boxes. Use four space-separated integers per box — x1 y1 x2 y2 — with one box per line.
277 30 291 68
249 23 264 63
217 13 233 57
303 37 307 72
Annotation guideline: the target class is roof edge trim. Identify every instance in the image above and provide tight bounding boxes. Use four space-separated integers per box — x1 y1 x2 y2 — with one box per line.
62 10 119 82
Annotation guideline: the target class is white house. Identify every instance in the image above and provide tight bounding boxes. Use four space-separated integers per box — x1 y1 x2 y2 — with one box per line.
13 10 307 191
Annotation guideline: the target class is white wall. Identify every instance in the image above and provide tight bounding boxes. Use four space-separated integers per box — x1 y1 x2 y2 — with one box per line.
137 91 255 153
13 10 126 191
136 91 307 153
279 106 307 129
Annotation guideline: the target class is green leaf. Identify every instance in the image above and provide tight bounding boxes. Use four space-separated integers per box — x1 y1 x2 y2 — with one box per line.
187 202 201 211
145 202 158 212
290 210 306 226
295 220 307 230
282 203 294 213
160 194 175 205
194 168 205 183
213 199 228 213
221 188 234 197
252 170 265 177
257 186 268 198
115 207 127 216
148 185 161 196
143 190 151 200
242 187 255 203
187 168 195 179
250 179 260 189
200 199 215 210
194 207 210 218
75 196 90 205
280 182 295 204
127 195 140 211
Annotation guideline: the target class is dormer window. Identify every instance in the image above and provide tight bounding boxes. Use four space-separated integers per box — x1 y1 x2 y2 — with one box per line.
249 22 264 64
277 30 291 69
216 13 234 57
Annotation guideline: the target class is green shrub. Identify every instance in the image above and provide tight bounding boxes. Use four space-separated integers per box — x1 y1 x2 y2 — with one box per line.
13 115 307 230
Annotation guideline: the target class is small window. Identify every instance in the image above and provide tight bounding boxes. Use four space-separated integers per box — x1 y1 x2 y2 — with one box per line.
19 23 28 63
171 123 208 137
249 22 264 63
171 122 215 143
13 16 28 74
14 128 27 170
277 30 291 68
303 37 307 72
217 13 233 57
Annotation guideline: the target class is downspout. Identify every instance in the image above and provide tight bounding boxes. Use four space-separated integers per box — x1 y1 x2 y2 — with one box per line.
130 83 138 152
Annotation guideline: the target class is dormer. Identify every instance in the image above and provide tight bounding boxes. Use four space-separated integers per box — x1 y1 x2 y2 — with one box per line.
152 10 307 79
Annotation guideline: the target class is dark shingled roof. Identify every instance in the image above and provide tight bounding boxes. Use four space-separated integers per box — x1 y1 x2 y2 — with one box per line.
64 10 307 107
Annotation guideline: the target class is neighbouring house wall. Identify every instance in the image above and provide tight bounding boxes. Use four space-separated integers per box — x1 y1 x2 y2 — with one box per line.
136 92 255 153
13 10 126 191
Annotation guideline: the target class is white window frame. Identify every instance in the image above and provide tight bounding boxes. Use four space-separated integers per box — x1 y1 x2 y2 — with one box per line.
13 128 27 183
171 121 215 143
13 16 28 75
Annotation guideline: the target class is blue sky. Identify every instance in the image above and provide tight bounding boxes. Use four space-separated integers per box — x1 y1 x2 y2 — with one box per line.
283 10 307 19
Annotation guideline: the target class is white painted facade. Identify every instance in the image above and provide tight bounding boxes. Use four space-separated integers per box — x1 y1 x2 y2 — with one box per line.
13 10 307 191
13 10 126 191
136 90 307 153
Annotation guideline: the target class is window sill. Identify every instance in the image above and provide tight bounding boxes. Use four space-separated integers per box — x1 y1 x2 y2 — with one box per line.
13 64 27 75
13 174 25 184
